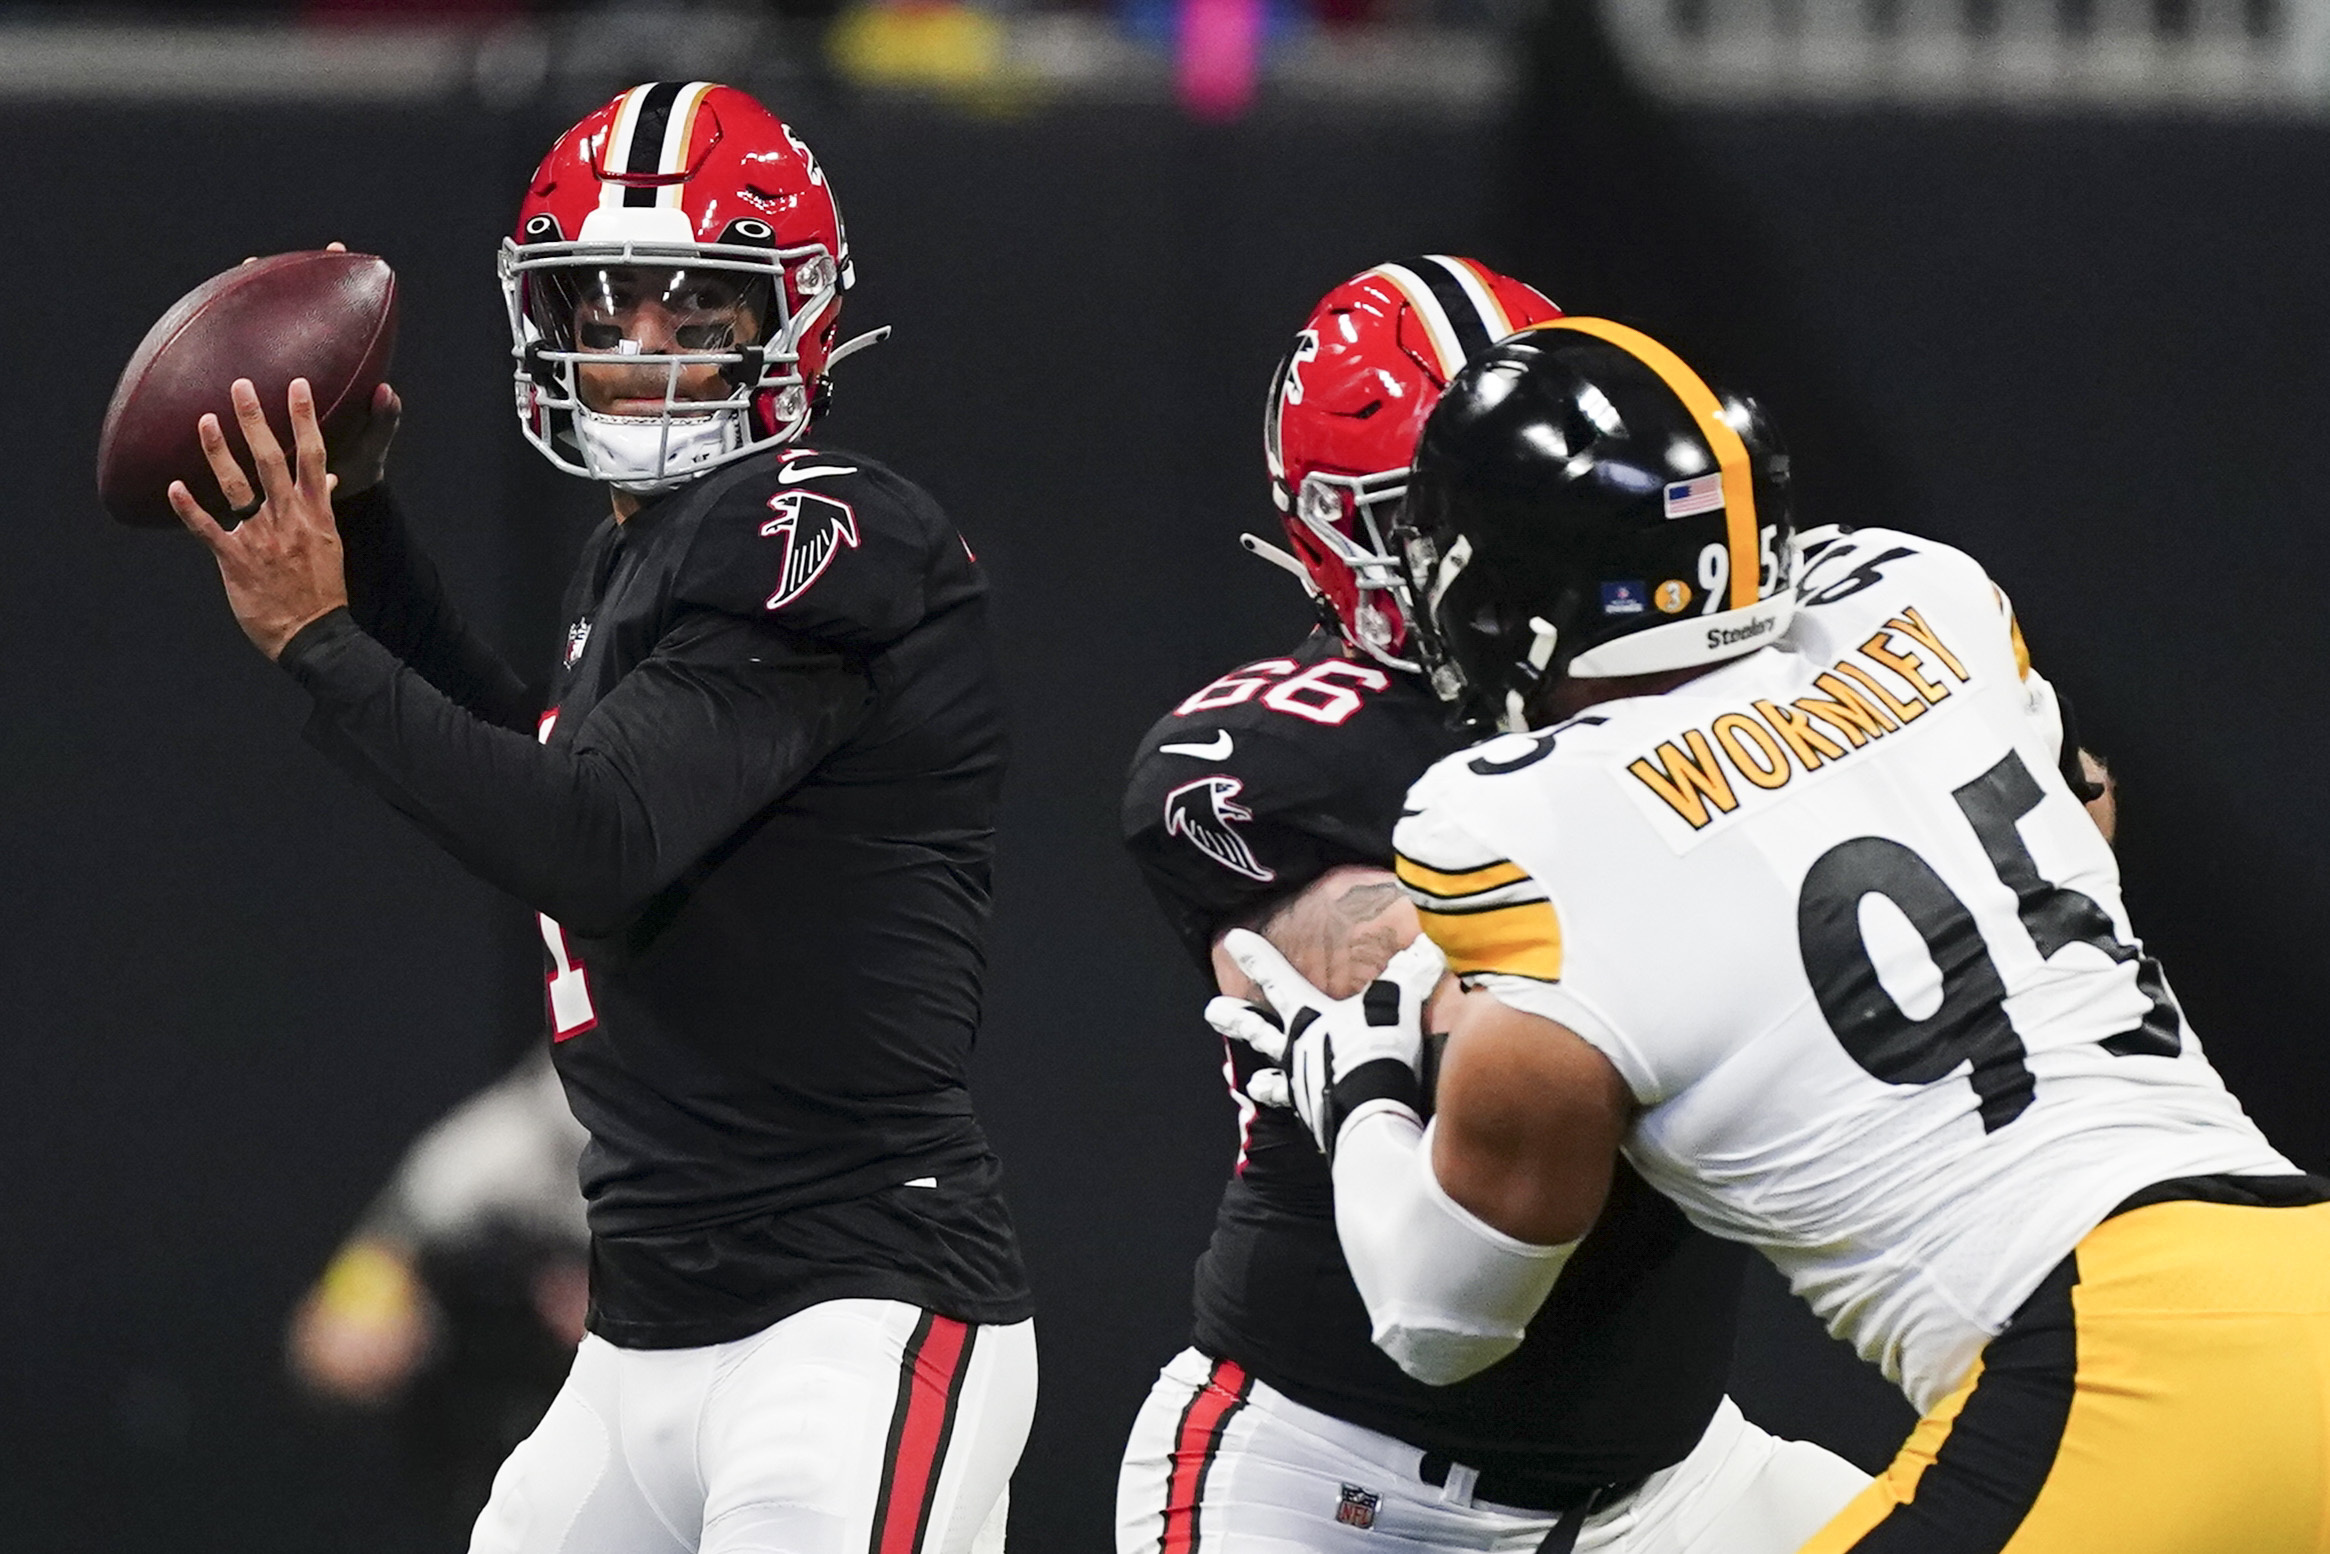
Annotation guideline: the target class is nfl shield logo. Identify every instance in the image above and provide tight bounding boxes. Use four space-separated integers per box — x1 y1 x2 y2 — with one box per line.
1335 1484 1379 1530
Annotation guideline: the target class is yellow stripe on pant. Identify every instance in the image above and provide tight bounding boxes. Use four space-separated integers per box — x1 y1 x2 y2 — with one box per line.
1797 1197 2330 1553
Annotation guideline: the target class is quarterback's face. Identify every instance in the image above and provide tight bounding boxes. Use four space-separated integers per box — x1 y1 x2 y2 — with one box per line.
570 266 763 416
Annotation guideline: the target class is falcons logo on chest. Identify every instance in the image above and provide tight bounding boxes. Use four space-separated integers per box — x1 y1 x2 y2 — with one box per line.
760 490 860 610
1163 775 1276 883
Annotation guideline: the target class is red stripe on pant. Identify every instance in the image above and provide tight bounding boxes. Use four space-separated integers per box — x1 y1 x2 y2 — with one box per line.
870 1312 978 1554
1161 1358 1253 1554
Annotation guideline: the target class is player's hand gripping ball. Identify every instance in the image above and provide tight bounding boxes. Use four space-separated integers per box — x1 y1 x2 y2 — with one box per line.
96 248 399 528
168 375 363 661
1207 931 1447 1160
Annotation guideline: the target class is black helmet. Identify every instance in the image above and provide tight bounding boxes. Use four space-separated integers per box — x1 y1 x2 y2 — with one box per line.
1396 318 1795 731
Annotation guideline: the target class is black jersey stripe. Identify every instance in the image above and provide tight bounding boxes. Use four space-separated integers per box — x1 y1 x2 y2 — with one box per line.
622 80 685 206
1840 1256 2079 1551
1409 893 1553 916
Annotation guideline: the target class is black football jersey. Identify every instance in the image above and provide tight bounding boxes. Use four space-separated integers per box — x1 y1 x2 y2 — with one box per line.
1123 631 1746 1503
283 450 1030 1349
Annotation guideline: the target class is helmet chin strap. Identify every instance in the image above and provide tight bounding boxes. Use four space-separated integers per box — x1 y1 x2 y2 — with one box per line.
1503 616 1561 733
1238 532 1316 592
824 326 891 371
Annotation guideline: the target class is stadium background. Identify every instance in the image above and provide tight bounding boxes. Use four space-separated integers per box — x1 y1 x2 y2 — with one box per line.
4 1 2328 1547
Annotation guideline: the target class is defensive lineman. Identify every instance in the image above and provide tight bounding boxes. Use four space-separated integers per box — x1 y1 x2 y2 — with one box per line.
1221 319 2329 1551
1120 261 1865 1553
170 84 1033 1554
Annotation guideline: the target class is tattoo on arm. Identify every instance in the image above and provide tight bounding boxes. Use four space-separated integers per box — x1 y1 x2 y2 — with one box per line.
1251 870 1421 1001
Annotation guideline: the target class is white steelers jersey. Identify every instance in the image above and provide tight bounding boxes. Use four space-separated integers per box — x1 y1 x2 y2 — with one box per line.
1394 528 2292 1411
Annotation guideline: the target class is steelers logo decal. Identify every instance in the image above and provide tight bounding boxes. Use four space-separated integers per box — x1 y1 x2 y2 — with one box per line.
1655 579 1692 614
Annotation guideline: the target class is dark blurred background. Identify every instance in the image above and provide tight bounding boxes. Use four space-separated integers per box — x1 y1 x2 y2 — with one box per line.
4 0 2328 1549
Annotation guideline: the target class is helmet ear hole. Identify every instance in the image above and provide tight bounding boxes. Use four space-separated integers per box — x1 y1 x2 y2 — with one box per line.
1282 517 1327 570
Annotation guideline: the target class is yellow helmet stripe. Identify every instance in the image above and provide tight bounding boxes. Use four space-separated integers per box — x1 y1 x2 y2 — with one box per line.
1522 317 1760 611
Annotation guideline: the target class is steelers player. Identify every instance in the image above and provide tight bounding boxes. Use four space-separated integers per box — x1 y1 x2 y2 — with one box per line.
1120 262 1867 1553
1213 319 2330 1552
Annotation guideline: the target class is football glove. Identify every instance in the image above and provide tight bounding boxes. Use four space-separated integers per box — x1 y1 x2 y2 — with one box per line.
1205 928 1447 1160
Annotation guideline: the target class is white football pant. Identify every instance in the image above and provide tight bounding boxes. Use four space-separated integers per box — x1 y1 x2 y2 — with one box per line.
1117 1348 1866 1553
470 1299 1037 1554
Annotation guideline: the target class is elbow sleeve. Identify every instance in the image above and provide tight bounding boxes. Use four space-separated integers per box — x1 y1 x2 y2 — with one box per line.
1331 1111 1578 1385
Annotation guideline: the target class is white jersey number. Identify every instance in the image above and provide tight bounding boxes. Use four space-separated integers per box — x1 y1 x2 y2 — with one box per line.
1172 658 1389 725
1797 749 2181 1131
540 914 598 1041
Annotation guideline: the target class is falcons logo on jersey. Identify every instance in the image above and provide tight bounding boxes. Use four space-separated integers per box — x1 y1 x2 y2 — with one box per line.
760 490 861 610
1164 776 1277 883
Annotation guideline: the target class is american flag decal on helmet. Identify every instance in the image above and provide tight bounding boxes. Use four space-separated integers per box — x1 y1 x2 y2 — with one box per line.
1164 776 1276 884
759 490 861 610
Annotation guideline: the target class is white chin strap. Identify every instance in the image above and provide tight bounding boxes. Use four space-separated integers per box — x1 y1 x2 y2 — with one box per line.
572 405 745 494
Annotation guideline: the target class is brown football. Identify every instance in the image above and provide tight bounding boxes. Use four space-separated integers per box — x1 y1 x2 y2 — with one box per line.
97 251 398 528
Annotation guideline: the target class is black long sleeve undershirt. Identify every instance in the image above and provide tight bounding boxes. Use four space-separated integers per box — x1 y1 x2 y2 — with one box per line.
332 484 537 732
281 507 872 936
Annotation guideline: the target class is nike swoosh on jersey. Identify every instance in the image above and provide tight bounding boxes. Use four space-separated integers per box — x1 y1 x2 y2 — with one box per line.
776 461 860 483
1160 731 1235 759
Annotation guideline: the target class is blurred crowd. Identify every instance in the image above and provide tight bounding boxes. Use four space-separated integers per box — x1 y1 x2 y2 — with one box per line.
15 0 1508 30
287 1053 589 1544
0 0 1521 121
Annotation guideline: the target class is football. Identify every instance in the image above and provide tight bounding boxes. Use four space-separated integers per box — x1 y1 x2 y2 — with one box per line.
96 250 398 529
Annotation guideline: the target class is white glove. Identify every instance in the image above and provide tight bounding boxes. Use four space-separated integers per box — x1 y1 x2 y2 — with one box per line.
1205 929 1447 1159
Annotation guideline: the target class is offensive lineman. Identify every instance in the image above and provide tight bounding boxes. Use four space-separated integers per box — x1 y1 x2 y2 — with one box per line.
168 84 1034 1554
1120 260 1866 1553
1219 319 2330 1551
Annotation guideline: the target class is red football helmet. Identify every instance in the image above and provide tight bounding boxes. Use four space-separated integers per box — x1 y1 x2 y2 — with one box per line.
1263 257 1560 669
500 81 881 491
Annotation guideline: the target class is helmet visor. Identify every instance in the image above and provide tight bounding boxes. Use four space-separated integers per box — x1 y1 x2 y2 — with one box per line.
527 265 772 373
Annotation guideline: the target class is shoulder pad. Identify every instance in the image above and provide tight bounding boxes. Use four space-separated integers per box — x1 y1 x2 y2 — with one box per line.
1794 526 1993 614
673 447 977 649
1393 770 1565 984
1122 641 1460 964
1148 635 1438 740
1791 525 2022 686
1391 764 1508 882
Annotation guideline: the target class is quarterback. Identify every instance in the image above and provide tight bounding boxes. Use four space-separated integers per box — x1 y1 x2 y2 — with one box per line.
1120 261 1865 1554
1220 318 2329 1551
170 84 1033 1554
